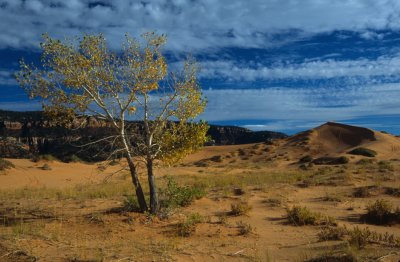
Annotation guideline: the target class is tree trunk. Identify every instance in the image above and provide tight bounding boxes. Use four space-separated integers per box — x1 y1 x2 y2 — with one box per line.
147 159 159 214
126 156 148 212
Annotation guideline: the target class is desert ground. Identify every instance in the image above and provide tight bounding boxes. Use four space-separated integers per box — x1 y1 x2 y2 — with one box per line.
0 122 400 261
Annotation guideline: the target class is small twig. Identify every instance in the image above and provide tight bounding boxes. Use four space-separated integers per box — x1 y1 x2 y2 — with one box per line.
232 249 245 255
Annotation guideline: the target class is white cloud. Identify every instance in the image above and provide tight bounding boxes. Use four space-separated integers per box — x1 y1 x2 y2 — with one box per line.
1 0 400 51
201 84 400 127
0 70 16 85
199 54 400 81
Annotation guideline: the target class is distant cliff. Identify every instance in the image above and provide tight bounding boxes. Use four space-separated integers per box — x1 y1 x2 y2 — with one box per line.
0 110 287 160
207 125 287 145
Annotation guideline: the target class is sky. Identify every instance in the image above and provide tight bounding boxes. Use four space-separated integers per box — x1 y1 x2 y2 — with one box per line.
0 0 400 134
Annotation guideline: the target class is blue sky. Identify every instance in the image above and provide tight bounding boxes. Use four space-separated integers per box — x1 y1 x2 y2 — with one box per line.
0 0 400 134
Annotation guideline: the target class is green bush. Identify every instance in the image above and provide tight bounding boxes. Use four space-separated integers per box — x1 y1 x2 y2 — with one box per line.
160 177 206 209
0 158 14 171
286 206 337 226
348 147 377 157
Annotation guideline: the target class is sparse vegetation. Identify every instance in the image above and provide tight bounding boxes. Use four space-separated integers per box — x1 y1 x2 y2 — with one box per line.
159 177 206 209
322 193 343 202
318 226 347 241
62 154 83 163
263 198 282 207
229 201 252 216
176 213 204 237
313 156 349 165
356 158 375 165
233 187 245 196
209 155 223 163
123 194 141 212
348 147 377 157
362 199 400 225
318 225 400 249
0 158 14 171
299 155 313 163
385 187 400 197
306 251 359 262
41 163 52 170
378 160 394 172
353 186 372 198
236 221 255 236
286 206 336 226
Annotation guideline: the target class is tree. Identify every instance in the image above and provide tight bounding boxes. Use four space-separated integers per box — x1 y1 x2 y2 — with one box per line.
16 32 208 214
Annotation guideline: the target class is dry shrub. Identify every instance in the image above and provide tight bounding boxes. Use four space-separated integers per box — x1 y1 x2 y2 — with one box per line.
361 199 400 225
177 213 203 237
229 201 252 216
233 187 245 196
0 158 14 171
236 221 255 236
318 225 400 249
41 163 52 170
318 226 347 241
286 206 336 226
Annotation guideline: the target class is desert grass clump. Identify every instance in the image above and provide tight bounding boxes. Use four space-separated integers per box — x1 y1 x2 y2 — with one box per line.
233 187 245 196
356 158 375 165
318 225 400 249
299 155 313 163
385 187 400 197
39 154 58 162
41 163 52 170
378 160 394 172
318 226 347 241
62 154 83 163
313 156 349 165
323 193 343 202
347 226 400 249
286 206 337 226
352 187 372 198
348 147 377 157
306 252 359 262
236 221 255 236
177 213 203 237
0 158 14 171
160 177 206 209
263 198 282 207
123 195 142 212
209 155 223 163
229 201 252 216
361 199 400 225
347 226 373 249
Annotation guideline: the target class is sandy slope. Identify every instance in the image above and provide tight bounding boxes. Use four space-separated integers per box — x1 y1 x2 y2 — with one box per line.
0 159 120 189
